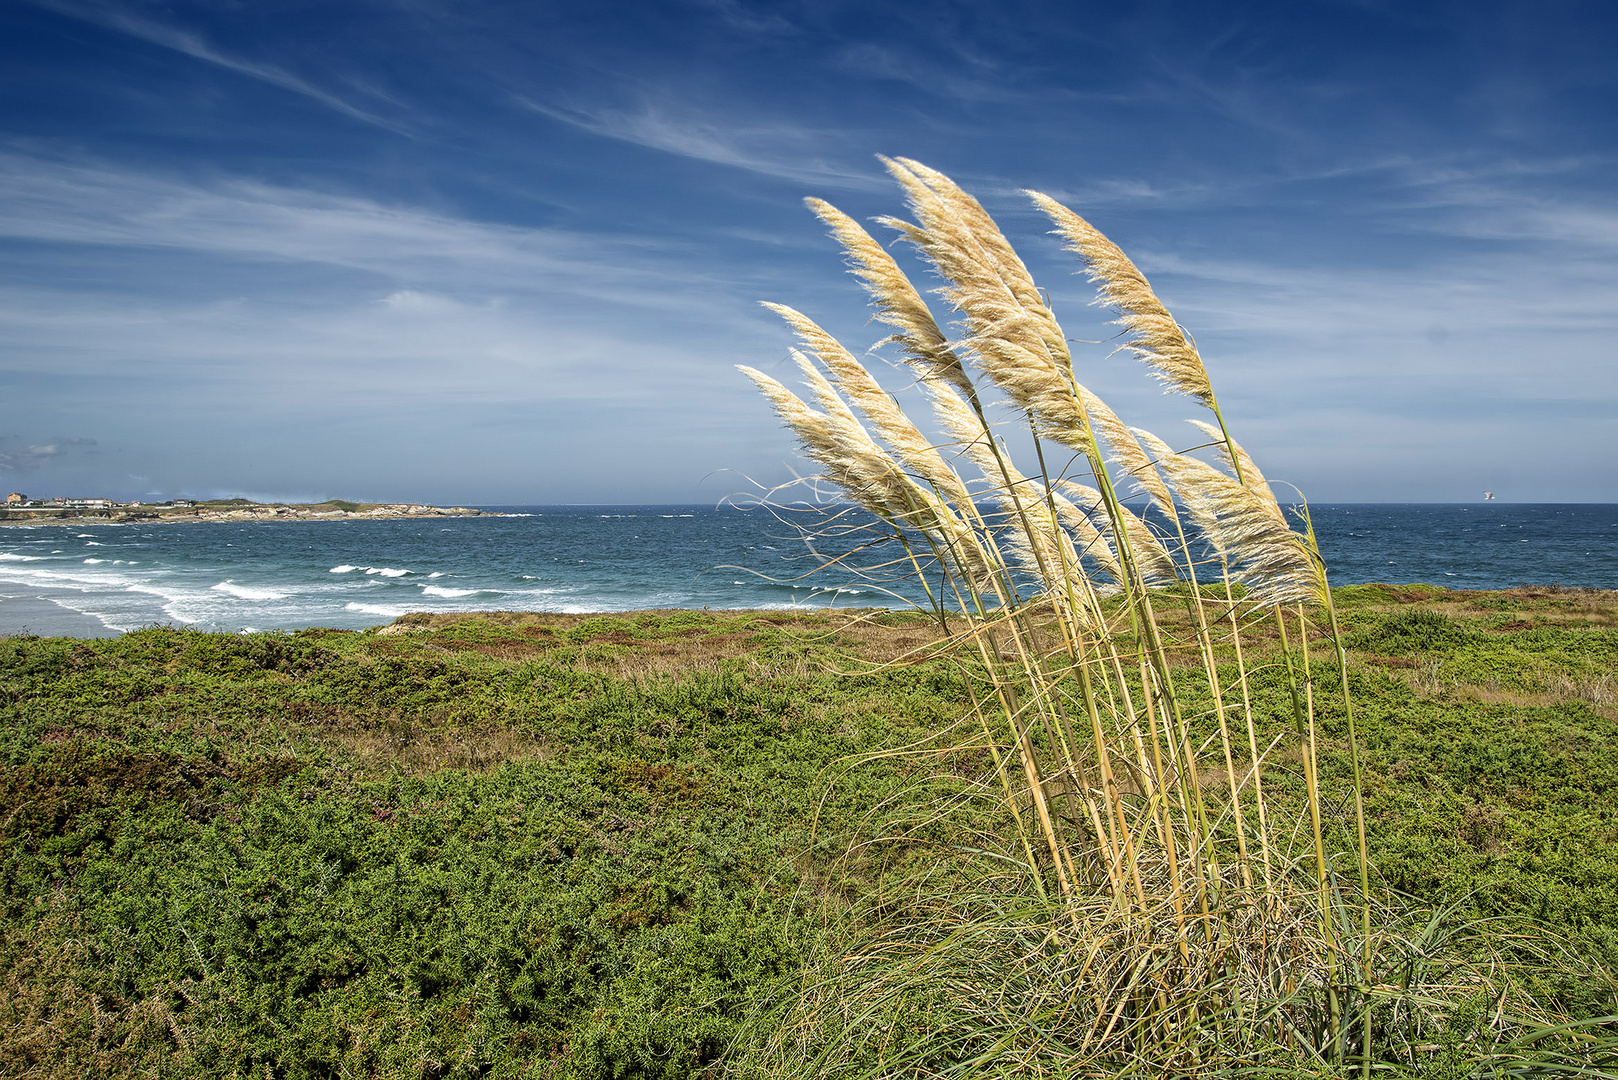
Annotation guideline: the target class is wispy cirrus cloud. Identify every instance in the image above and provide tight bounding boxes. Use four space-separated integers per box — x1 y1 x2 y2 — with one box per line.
0 149 708 304
686 0 799 38
832 41 1022 105
518 97 881 190
23 0 408 133
1385 167 1618 249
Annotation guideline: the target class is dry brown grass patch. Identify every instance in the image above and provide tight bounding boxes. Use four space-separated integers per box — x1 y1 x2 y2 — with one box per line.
327 723 552 776
0 904 192 1079
376 607 957 670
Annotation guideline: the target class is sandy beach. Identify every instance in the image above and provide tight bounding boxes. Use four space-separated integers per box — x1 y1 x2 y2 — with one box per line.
0 590 123 637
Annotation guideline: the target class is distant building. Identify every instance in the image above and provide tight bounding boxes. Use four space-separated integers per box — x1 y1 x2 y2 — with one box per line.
4 493 24 505
61 498 113 509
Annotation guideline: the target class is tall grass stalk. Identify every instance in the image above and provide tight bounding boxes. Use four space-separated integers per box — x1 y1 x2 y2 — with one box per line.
734 160 1615 1076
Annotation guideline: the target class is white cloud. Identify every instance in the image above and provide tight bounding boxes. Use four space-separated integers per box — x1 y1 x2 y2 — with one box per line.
379 289 464 314
0 437 98 473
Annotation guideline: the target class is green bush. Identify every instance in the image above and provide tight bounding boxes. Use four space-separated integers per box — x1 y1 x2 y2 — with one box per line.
1350 606 1471 653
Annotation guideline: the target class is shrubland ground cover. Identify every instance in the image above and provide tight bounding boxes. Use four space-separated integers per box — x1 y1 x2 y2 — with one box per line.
1 585 1614 1077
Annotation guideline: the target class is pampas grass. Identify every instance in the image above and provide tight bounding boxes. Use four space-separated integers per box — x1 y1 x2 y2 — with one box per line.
733 162 1616 1077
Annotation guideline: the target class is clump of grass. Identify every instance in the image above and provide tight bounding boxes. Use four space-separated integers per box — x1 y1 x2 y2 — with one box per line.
1552 671 1617 705
1410 656 1451 697
735 159 1616 1075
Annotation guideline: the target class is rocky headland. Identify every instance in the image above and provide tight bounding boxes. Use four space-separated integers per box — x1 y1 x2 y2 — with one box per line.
0 499 499 525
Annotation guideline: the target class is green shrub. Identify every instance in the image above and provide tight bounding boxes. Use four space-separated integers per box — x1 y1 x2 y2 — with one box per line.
1350 606 1471 653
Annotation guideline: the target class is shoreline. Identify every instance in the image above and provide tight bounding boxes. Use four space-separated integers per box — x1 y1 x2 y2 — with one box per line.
4 584 1612 640
0 602 850 640
0 589 123 638
0 501 501 527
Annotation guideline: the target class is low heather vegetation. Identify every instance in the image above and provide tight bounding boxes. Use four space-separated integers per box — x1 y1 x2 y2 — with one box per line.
0 590 1613 1077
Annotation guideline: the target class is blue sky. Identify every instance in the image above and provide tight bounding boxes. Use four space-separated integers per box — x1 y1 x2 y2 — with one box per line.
2 0 1614 504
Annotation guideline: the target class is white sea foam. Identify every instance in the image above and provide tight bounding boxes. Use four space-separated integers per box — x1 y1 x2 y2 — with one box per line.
329 564 360 573
427 571 444 578
421 585 479 598
85 541 105 546
0 553 41 561
211 581 288 601
0 566 175 632
77 534 95 538
84 558 107 564
345 602 407 617
366 567 409 577
0 563 135 590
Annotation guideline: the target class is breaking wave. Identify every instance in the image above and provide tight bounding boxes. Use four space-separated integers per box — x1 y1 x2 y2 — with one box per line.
420 585 480 598
211 581 288 601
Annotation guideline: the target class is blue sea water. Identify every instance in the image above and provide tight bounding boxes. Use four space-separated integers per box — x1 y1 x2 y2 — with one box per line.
0 503 1613 636
1304 504 1617 592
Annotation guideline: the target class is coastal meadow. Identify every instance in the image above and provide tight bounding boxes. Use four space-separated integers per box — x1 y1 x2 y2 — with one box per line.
0 592 1613 1076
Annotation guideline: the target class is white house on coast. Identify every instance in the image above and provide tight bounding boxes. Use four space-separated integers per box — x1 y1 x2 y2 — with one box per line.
3 494 115 509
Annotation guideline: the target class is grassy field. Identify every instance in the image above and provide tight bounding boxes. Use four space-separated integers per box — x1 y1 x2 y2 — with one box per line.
1 586 1614 1078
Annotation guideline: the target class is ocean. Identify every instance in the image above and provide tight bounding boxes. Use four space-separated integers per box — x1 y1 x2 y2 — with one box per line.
0 503 1613 637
